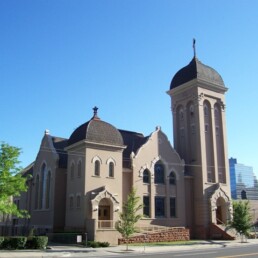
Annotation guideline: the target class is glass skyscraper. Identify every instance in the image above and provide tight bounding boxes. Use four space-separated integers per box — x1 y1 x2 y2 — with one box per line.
229 158 258 200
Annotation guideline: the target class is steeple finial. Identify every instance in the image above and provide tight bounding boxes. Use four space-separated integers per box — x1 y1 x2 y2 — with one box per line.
92 106 100 120
193 38 196 58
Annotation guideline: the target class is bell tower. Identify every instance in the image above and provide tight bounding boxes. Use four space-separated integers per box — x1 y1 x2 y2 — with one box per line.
167 42 231 238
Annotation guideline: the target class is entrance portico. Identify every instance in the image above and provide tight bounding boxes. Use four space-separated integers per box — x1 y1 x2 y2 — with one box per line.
91 187 120 229
210 184 232 225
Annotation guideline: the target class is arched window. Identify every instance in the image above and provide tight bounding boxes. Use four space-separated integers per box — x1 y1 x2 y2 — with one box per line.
35 175 39 209
189 104 194 118
169 172 176 185
143 169 150 183
70 163 75 180
154 161 165 184
94 160 100 176
203 100 215 183
45 171 51 209
77 161 82 178
187 102 196 162
204 103 209 117
39 163 47 209
214 103 226 183
179 108 184 120
109 162 114 177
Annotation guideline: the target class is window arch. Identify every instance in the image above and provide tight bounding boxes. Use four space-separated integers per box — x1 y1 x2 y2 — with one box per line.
70 162 75 180
77 160 82 178
109 162 114 177
169 171 176 185
189 104 195 118
154 161 165 184
187 102 196 162
203 100 215 183
143 169 150 183
45 170 51 209
94 160 100 176
39 163 47 209
214 103 226 183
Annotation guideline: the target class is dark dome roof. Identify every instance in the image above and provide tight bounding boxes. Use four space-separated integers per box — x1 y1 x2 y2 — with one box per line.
170 57 225 90
68 109 124 147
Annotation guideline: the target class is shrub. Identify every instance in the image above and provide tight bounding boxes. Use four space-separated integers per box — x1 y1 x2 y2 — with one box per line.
99 241 110 247
1 237 27 250
0 236 4 249
2 237 12 249
25 237 34 249
33 236 48 249
86 241 110 248
25 236 48 249
10 237 27 249
87 241 99 248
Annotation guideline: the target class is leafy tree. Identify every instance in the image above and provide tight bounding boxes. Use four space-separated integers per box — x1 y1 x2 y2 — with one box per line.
0 142 29 218
229 200 253 239
115 187 143 250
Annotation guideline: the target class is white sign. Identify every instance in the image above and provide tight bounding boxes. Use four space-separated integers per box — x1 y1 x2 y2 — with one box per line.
77 235 82 243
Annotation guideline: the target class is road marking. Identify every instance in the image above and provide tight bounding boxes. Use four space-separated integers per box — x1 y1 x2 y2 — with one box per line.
174 251 217 256
218 253 258 258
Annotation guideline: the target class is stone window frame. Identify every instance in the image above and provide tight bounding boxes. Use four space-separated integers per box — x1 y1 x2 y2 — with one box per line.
92 156 102 177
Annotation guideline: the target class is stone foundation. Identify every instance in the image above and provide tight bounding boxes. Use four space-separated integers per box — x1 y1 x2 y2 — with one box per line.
118 227 190 245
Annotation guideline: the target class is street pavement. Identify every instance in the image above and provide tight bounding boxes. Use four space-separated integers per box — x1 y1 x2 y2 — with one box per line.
1 239 258 257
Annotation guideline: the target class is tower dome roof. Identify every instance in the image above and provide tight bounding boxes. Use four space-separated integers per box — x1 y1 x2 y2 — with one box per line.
170 57 225 90
68 107 124 147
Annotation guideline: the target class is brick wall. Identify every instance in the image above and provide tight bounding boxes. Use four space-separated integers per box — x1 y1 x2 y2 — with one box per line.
118 227 190 245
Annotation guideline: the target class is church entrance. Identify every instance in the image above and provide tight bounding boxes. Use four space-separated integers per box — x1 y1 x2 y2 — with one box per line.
99 205 110 220
216 197 227 224
98 198 112 228
216 206 223 224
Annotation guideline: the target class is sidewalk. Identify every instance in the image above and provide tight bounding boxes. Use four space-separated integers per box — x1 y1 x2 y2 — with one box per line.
1 239 258 257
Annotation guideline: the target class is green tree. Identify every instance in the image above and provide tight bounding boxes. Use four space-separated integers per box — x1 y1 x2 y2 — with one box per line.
229 200 253 239
115 187 143 250
0 142 29 218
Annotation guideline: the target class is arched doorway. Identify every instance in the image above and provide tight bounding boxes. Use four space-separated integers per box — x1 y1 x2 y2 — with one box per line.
91 187 120 229
216 197 227 224
209 184 232 225
98 198 113 228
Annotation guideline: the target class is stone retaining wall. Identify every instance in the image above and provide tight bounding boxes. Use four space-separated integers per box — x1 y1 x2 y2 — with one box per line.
118 227 190 245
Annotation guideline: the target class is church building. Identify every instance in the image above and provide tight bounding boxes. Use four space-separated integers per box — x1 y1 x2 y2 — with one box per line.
9 50 233 244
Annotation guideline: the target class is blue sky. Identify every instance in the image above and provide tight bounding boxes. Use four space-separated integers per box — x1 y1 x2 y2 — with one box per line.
1 0 258 177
